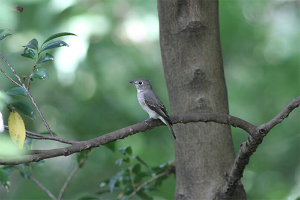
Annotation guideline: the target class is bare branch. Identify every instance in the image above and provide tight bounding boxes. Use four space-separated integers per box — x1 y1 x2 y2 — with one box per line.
25 90 54 137
260 96 300 132
0 66 22 87
57 152 90 200
28 175 56 200
0 52 24 86
0 97 298 166
221 96 300 198
4 125 79 145
129 167 137 191
172 113 257 137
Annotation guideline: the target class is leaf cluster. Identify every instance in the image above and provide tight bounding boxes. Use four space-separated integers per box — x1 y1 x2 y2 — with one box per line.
0 32 76 127
79 146 174 200
21 32 76 80
0 159 43 192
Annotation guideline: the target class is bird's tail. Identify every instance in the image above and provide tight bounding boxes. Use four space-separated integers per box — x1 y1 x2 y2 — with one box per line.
166 123 176 140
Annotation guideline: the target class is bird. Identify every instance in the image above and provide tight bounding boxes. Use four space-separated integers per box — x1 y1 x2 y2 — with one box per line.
129 78 176 139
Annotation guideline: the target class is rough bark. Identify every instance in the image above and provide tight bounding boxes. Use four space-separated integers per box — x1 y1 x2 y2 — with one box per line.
157 0 247 199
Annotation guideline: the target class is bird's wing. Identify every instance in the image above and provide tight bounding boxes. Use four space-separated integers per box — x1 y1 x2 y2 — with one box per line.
144 92 173 125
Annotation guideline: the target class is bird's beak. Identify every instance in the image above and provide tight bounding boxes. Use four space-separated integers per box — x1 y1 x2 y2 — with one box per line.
129 81 134 84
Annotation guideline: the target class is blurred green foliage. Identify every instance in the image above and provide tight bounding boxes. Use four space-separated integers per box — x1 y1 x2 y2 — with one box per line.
0 0 299 199
79 146 175 200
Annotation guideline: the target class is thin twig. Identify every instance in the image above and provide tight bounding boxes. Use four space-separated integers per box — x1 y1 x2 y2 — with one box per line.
126 170 169 200
129 167 137 191
28 175 56 200
26 77 31 91
57 152 90 200
26 64 36 90
0 52 24 85
4 125 79 144
0 66 22 87
262 96 300 132
26 90 54 136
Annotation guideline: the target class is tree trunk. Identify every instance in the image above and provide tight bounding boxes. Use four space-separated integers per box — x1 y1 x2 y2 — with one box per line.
157 0 247 199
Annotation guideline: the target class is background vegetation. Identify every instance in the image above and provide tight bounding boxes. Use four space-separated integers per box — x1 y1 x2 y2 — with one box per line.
0 0 299 199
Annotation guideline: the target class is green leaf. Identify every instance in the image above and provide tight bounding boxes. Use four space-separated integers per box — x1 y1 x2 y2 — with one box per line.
132 163 141 174
123 185 134 195
104 142 115 152
21 48 36 60
115 157 130 166
40 40 69 52
154 173 169 187
31 160 45 168
42 32 76 45
136 190 154 200
9 100 36 120
6 87 28 97
36 53 54 65
77 150 91 165
118 147 126 155
23 39 38 51
29 68 49 80
118 146 132 156
134 171 150 184
134 156 149 168
0 33 11 41
115 158 123 166
151 162 171 175
2 166 15 175
0 168 10 192
126 147 132 156
99 179 109 188
158 162 169 169
18 164 30 179
124 157 130 163
109 169 125 192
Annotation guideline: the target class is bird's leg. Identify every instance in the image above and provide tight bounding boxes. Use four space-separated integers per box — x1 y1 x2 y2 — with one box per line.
143 118 151 126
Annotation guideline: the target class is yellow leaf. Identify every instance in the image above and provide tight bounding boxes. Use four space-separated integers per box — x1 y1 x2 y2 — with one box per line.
8 111 26 149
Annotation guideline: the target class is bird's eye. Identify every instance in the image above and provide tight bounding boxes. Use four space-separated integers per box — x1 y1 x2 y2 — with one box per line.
138 81 143 85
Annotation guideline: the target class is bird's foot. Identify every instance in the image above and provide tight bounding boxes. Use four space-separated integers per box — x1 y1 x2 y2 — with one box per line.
143 118 151 126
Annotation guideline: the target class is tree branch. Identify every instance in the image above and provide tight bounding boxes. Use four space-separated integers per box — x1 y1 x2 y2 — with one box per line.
172 113 257 137
220 96 300 198
28 175 56 200
25 90 54 137
260 96 300 132
0 96 298 167
0 66 22 87
57 153 90 200
0 52 24 86
4 125 79 145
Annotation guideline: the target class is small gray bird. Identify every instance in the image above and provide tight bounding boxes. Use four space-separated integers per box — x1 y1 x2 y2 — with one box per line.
129 78 176 139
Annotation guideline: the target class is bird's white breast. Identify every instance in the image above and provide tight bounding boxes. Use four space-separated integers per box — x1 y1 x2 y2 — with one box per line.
137 89 159 119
